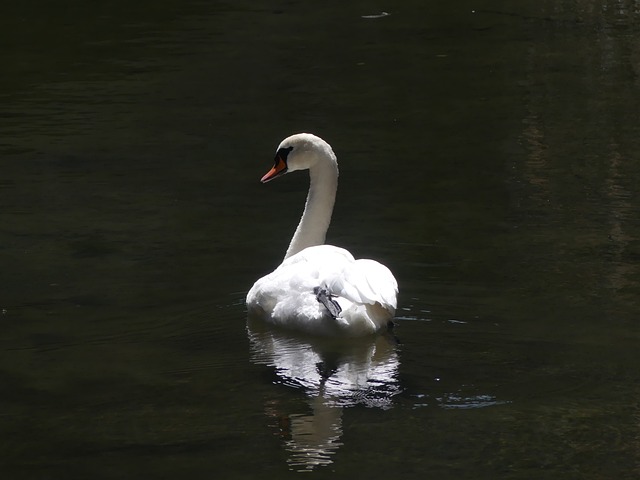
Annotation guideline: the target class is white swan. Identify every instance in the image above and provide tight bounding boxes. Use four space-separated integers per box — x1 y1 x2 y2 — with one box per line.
246 133 398 337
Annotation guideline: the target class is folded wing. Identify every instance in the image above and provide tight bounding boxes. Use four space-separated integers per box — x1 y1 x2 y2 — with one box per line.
327 258 398 312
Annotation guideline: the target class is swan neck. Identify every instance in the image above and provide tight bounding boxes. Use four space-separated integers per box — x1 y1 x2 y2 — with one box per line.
284 159 338 259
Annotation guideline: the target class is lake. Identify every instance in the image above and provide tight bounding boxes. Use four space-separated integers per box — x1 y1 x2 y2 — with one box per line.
2 1 639 478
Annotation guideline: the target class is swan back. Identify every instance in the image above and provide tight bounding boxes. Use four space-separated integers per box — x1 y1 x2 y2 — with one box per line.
247 245 397 336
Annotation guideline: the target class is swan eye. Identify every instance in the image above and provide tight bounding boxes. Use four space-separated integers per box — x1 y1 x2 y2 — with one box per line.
277 146 294 160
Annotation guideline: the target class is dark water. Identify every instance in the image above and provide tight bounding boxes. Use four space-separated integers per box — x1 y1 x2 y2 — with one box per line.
2 1 640 478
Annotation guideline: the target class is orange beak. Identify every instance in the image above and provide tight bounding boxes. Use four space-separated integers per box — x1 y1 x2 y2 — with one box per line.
260 156 287 183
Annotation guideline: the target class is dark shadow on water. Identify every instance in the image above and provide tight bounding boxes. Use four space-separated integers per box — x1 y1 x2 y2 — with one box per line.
246 316 401 471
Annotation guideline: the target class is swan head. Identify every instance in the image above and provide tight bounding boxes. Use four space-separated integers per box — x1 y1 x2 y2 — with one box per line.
261 133 337 183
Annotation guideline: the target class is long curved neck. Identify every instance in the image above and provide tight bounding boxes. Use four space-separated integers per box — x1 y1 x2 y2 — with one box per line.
284 158 338 259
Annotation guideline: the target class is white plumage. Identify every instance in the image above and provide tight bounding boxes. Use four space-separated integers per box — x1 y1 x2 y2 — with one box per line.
246 133 398 337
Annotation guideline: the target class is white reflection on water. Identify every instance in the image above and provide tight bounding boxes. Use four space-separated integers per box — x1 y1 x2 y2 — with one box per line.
247 318 401 471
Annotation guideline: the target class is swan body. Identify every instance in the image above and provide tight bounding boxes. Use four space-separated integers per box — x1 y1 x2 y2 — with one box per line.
246 133 398 337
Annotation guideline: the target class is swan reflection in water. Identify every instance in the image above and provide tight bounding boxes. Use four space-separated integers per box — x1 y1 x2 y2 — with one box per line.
247 318 402 471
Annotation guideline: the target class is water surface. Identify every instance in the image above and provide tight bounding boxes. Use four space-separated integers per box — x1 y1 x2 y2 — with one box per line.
2 1 640 478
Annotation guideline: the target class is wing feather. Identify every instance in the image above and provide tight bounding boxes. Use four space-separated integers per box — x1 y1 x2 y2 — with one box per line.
327 258 397 310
